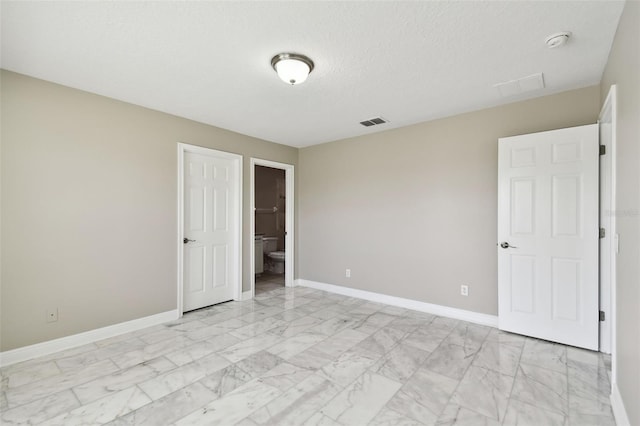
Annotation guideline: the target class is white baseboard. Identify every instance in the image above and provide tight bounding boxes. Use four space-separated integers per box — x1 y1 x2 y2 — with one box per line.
240 290 253 301
295 279 498 327
610 382 631 426
0 309 179 368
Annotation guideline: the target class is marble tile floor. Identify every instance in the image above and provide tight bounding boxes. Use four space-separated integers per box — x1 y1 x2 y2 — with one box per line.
255 273 285 295
0 286 615 425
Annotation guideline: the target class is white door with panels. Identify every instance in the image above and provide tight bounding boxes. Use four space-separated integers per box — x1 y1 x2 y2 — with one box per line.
498 124 599 350
183 150 240 312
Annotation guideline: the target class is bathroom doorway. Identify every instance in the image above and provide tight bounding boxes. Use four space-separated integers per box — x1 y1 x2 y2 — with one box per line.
249 158 294 297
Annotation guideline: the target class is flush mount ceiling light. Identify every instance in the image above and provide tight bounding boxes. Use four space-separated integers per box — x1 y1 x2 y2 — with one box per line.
545 31 571 49
271 53 314 85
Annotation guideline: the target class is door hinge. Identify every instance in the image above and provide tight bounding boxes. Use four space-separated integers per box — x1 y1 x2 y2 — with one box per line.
599 228 606 238
599 311 605 321
600 145 606 155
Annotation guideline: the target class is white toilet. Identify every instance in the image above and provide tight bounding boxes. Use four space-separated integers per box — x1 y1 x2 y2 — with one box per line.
263 236 285 274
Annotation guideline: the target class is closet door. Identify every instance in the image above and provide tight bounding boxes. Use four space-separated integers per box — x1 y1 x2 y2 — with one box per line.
183 150 240 311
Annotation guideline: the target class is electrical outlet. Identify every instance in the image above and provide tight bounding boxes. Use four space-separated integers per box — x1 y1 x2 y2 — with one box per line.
460 285 469 296
46 308 58 323
345 269 351 278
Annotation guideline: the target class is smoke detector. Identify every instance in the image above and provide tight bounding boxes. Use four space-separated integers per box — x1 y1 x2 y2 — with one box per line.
545 32 571 49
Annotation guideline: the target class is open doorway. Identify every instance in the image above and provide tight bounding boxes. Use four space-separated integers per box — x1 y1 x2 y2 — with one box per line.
255 165 285 293
250 158 294 298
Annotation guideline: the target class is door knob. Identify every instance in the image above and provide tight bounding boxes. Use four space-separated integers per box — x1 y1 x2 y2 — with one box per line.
183 238 196 244
499 242 517 249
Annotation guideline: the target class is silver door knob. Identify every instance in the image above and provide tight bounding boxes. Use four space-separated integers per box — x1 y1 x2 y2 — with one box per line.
499 242 517 249
183 238 196 244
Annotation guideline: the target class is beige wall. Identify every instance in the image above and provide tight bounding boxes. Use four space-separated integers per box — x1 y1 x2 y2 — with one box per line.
0 70 298 351
601 1 640 424
298 86 600 315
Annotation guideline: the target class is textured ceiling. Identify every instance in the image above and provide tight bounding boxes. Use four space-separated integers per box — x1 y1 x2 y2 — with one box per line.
0 1 625 147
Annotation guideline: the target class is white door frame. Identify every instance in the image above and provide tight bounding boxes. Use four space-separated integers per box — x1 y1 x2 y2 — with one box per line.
177 143 243 317
250 158 295 298
599 85 617 376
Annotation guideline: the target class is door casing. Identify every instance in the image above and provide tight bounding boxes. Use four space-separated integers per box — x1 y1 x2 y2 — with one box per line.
177 143 243 317
599 84 617 382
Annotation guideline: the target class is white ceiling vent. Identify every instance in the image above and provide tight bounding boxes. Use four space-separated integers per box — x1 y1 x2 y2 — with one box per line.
360 117 389 127
494 73 545 98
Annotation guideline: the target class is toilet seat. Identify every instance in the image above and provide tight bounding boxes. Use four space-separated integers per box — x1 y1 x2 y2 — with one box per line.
268 251 285 260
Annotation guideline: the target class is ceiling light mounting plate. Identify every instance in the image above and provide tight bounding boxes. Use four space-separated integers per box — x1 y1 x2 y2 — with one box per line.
545 31 571 49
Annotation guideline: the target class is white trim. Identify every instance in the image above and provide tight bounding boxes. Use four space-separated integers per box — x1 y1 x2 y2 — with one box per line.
249 159 256 299
598 85 617 355
295 279 498 327
249 158 295 300
240 290 253 301
177 145 185 316
610 383 631 426
599 85 618 371
177 143 243 316
0 310 179 367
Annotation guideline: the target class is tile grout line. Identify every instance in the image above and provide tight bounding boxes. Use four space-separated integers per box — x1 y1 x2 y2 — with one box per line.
366 315 440 424
501 334 528 425
434 325 496 423
374 314 456 424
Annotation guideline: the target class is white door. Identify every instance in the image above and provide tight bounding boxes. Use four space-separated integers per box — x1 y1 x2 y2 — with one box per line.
183 150 240 312
498 124 599 350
